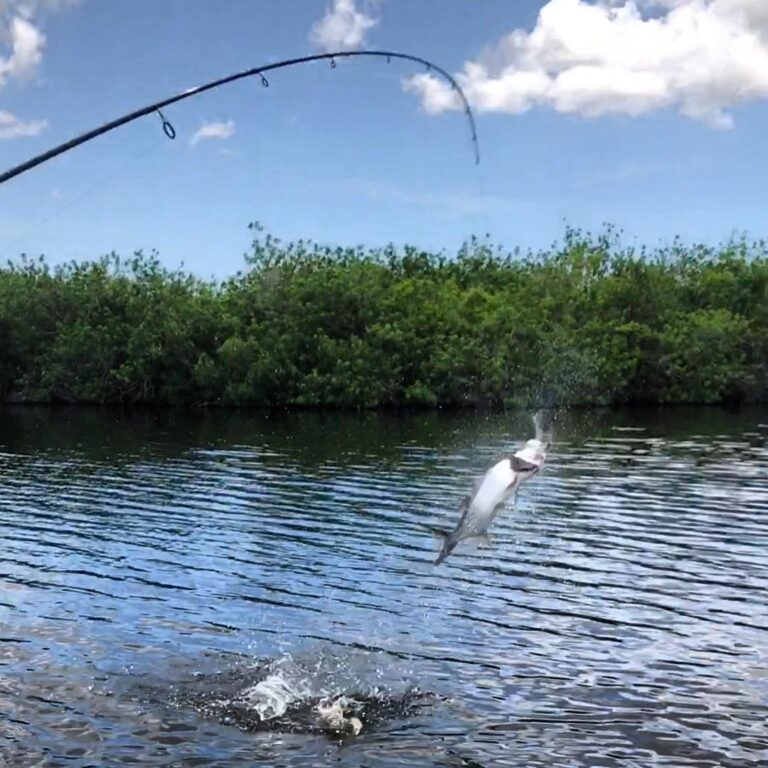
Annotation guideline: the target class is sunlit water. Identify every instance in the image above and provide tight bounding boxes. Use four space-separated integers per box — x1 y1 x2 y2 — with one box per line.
1 406 767 767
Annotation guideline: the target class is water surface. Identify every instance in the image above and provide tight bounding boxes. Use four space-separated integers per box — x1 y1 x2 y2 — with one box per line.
1 406 767 767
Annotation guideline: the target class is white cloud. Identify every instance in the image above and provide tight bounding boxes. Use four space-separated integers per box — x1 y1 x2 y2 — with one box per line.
0 108 45 138
0 15 45 86
0 1 80 16
309 0 377 52
405 0 768 129
189 119 236 146
0 0 76 139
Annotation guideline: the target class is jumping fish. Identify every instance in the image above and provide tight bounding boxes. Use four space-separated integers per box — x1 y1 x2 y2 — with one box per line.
434 435 548 565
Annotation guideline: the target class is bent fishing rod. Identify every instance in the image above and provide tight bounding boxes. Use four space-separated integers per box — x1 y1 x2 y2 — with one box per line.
0 50 479 187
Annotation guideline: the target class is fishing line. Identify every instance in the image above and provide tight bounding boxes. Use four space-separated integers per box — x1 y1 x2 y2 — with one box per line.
470 157 494 254
3 135 167 255
0 50 480 187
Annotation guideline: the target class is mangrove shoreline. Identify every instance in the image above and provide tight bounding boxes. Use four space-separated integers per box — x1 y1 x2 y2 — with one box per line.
1 225 766 410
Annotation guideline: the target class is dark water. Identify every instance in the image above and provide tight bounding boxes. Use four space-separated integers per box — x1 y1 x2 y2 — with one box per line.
1 406 767 767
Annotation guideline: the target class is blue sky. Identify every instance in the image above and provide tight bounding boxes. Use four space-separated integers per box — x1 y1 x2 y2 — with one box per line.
1 0 768 277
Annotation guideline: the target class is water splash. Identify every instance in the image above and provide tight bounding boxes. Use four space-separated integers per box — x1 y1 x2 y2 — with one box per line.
239 656 313 721
162 650 434 737
533 408 556 446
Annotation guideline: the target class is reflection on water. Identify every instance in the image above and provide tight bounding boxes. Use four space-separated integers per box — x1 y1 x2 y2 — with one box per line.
1 405 767 767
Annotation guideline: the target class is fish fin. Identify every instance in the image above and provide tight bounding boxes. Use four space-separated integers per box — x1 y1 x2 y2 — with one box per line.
456 495 472 527
434 533 457 565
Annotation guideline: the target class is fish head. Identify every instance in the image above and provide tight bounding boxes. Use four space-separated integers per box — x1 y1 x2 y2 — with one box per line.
520 438 547 465
509 438 548 483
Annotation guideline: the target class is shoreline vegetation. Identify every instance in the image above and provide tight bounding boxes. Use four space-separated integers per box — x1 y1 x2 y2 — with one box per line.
0 224 766 410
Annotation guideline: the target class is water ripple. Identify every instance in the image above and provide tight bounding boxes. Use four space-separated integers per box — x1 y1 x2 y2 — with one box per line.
0 406 767 767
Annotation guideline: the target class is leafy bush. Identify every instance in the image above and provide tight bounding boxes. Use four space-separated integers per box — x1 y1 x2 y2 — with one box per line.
0 225 765 408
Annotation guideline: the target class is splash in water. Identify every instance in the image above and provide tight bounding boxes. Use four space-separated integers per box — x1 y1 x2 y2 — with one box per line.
159 650 436 738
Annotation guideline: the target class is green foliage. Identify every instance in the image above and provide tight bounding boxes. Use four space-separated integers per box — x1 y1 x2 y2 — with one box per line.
0 225 766 408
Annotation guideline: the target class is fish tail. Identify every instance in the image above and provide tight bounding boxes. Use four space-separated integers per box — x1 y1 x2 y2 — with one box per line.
433 532 454 565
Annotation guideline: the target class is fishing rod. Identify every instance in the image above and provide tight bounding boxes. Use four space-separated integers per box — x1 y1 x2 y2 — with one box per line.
0 50 479 187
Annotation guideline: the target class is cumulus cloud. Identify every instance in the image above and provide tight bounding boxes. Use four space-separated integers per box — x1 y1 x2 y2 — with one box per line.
309 0 377 52
189 119 236 146
0 108 45 137
405 0 768 129
0 14 45 86
0 0 74 137
0 0 77 84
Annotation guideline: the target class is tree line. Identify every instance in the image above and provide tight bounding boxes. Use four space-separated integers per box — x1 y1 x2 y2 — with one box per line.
0 224 765 409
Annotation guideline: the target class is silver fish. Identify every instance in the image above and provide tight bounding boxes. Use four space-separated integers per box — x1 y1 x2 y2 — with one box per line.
434 437 548 565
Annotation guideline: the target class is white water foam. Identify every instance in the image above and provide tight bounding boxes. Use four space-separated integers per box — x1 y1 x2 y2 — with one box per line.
239 657 313 721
